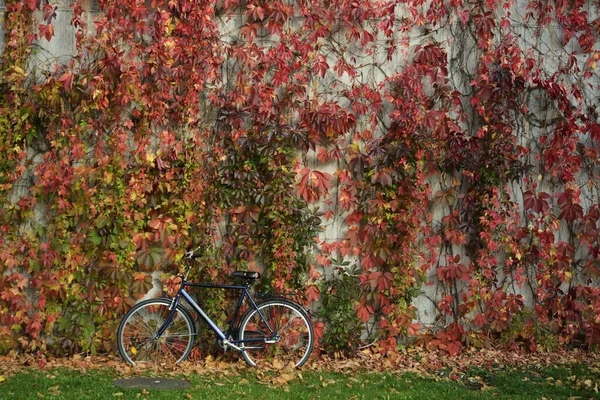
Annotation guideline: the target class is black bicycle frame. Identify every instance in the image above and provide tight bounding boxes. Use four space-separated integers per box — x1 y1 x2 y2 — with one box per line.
155 278 277 346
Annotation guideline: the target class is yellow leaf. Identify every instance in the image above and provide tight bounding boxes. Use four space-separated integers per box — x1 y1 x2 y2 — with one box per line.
164 38 176 50
130 346 137 355
0 375 5 383
165 18 176 35
146 152 156 163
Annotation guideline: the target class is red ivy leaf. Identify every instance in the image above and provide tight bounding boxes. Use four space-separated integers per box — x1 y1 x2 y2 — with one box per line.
490 317 509 332
578 32 594 53
313 55 329 78
323 209 335 220
17 276 29 289
407 323 421 336
371 169 393 186
474 313 488 328
305 285 320 304
366 271 394 291
434 188 456 206
313 320 325 342
447 341 461 356
26 319 43 338
239 23 259 42
297 168 333 203
39 23 55 41
43 4 57 22
523 191 550 214
589 122 600 143
148 219 162 230
355 301 374 323
246 4 265 21
58 71 74 91
233 204 261 224
559 203 584 223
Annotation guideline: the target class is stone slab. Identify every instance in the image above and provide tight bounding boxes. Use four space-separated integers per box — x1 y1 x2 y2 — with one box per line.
113 377 190 390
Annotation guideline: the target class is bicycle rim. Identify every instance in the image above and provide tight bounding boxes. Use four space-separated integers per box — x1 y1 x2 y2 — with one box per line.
118 299 195 365
239 301 313 368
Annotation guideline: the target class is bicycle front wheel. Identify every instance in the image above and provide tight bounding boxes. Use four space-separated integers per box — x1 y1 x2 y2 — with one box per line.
117 298 195 366
239 300 314 368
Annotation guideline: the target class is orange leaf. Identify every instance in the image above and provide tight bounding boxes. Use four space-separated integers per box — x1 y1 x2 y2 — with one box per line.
447 341 461 356
355 301 374 323
58 71 74 91
306 285 320 304
407 323 420 336
39 23 55 41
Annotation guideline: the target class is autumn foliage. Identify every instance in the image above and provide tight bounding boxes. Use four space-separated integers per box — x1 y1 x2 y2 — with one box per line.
1 0 600 358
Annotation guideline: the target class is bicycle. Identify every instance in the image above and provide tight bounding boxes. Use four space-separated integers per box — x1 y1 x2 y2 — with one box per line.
117 250 314 368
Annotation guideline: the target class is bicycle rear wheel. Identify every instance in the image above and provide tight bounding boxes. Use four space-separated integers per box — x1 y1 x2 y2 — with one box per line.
238 300 314 368
117 298 195 365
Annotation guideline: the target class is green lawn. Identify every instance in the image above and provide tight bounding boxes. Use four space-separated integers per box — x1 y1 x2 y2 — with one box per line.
1 364 599 399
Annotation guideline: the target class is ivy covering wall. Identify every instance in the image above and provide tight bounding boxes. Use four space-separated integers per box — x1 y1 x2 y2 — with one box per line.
1 0 599 356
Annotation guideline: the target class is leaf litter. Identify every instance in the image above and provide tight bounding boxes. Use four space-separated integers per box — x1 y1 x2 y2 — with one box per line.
0 347 599 393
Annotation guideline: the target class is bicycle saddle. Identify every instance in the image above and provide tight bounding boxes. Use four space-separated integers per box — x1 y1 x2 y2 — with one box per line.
232 271 261 280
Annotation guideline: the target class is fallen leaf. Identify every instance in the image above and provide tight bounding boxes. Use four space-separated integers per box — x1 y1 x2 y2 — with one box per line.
48 385 61 395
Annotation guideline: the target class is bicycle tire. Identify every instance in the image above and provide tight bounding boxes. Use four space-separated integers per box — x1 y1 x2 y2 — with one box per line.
117 298 196 365
238 299 314 368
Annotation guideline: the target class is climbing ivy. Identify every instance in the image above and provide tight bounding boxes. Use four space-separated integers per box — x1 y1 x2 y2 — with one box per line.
1 0 600 357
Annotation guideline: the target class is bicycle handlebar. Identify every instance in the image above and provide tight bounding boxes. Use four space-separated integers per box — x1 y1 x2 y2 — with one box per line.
185 250 203 259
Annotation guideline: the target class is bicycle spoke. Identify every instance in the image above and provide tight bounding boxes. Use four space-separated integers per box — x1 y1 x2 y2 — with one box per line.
137 340 156 362
163 341 180 362
135 312 158 337
239 301 314 368
118 300 194 365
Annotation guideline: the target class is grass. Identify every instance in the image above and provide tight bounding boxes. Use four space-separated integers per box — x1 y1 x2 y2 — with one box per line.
1 363 599 399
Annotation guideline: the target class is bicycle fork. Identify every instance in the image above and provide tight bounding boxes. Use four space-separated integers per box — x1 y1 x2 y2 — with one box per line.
152 296 180 340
